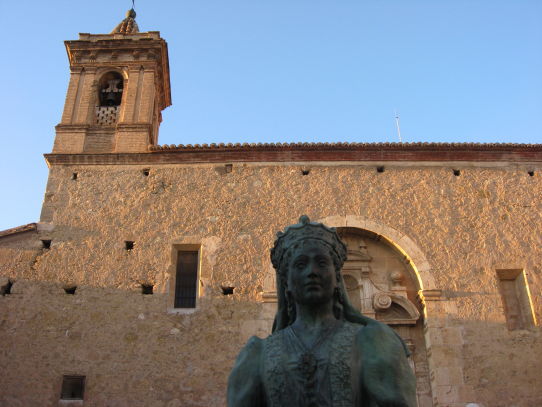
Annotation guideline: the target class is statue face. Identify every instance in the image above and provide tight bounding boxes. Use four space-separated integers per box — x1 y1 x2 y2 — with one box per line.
287 240 337 306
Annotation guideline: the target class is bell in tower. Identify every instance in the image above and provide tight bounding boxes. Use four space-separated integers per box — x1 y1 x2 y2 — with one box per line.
52 8 171 153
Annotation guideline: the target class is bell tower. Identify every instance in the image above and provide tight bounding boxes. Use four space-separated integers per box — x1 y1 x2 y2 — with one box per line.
53 9 171 153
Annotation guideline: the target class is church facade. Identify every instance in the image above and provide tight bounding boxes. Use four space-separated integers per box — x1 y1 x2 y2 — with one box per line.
0 10 541 407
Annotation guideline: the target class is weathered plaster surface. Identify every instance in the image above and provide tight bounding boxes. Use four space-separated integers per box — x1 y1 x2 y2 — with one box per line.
1 162 541 406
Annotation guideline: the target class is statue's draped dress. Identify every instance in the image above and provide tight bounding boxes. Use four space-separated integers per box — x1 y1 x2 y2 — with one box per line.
263 321 360 407
228 319 416 407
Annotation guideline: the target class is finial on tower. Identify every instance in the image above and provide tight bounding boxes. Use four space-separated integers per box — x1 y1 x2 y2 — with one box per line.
111 5 139 34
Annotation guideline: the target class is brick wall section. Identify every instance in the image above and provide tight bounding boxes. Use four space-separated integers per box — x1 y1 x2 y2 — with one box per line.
83 130 115 153
115 128 151 152
73 68 96 125
52 126 86 154
138 69 156 123
120 68 140 124
60 69 81 124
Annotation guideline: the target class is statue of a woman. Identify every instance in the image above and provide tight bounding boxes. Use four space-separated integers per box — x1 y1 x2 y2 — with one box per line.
228 216 417 407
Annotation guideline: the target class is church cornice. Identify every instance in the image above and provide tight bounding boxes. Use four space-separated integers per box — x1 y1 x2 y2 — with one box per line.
45 142 542 166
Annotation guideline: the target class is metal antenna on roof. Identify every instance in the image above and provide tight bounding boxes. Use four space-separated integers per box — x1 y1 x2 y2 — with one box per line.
394 110 403 143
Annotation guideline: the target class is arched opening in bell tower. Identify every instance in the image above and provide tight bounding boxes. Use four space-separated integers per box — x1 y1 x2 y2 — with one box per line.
95 71 124 125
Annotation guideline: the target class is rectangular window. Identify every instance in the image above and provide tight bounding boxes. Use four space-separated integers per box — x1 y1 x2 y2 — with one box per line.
174 251 199 308
496 269 537 330
60 375 85 400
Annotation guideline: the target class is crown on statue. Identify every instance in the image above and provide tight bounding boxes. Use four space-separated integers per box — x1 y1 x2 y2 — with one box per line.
270 215 347 270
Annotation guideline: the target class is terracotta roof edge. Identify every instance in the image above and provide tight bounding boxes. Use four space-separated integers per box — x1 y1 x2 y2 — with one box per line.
0 223 38 239
149 142 542 152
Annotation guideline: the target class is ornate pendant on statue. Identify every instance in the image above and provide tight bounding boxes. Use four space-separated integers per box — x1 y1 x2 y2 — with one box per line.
300 352 317 379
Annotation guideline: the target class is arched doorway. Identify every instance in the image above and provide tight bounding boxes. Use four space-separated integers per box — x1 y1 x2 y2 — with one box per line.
337 227 433 407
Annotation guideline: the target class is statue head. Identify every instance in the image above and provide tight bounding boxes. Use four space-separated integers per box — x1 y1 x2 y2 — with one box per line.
271 214 347 278
271 215 371 331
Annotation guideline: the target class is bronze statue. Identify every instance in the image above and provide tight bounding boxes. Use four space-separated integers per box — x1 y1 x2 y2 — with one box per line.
228 216 416 406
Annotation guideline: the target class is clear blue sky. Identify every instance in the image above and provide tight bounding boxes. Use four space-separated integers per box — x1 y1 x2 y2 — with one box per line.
0 1 541 230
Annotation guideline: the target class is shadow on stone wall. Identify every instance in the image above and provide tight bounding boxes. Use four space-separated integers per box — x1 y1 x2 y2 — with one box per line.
0 276 265 407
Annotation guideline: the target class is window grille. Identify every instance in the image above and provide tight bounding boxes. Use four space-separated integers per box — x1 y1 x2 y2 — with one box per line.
95 106 118 125
174 251 199 308
60 375 85 400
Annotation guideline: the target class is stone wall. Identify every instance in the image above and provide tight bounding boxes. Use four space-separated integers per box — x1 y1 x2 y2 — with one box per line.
1 161 541 406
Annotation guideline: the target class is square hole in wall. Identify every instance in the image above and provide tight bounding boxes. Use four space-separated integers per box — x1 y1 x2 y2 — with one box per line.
221 286 235 295
141 284 153 295
1 280 13 296
60 375 85 400
125 241 134 251
64 286 77 295
41 240 52 249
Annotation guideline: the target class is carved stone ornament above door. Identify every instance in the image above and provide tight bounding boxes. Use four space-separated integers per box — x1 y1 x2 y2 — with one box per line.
339 229 420 325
